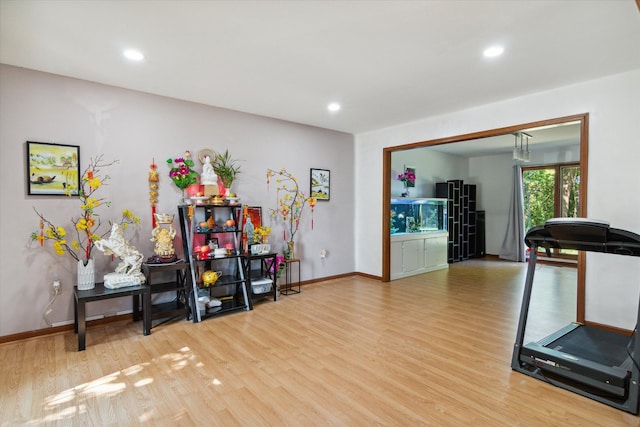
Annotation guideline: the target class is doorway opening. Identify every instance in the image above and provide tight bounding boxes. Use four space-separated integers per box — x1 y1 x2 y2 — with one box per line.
382 113 589 321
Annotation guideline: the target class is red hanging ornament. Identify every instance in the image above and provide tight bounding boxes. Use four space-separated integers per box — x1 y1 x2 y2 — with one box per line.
149 159 159 228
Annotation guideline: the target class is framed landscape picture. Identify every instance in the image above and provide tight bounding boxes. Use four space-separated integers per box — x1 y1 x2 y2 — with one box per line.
310 168 330 201
26 141 80 196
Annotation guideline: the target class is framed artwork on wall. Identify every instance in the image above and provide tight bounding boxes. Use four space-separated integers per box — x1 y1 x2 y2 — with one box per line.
310 168 330 201
242 206 262 245
207 237 219 249
26 141 80 196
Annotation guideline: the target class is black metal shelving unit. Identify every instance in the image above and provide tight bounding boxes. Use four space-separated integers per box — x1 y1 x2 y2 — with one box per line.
178 203 250 322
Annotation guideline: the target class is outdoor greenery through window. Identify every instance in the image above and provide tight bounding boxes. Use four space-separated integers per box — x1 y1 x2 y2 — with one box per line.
523 163 580 256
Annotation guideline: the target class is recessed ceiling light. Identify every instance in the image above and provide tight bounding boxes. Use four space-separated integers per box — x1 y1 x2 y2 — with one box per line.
123 49 144 61
328 103 341 112
483 45 504 58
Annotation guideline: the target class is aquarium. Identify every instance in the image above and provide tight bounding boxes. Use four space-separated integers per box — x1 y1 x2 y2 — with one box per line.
390 198 447 234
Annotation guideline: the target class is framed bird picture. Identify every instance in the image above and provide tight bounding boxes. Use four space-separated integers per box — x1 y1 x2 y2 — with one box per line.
310 168 330 201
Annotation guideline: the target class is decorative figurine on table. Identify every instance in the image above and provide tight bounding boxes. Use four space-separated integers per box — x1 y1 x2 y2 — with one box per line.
148 213 178 264
94 223 145 289
199 149 219 198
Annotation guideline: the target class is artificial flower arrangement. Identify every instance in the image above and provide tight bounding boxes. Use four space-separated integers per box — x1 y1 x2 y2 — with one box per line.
253 225 272 243
31 155 139 265
397 170 416 186
268 254 286 279
266 168 317 244
167 151 198 190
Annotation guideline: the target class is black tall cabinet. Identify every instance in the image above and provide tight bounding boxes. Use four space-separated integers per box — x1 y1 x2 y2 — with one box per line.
436 180 477 263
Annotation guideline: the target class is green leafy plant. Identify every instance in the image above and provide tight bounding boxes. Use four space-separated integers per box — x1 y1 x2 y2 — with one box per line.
212 149 241 188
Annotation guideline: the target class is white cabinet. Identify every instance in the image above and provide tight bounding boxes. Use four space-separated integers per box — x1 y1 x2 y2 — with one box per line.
390 231 448 280
425 234 448 268
402 238 423 274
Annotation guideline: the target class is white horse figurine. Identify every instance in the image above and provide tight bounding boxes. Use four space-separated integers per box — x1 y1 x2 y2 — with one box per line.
95 223 145 288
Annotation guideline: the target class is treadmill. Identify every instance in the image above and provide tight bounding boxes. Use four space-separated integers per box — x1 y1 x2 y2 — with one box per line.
511 218 640 414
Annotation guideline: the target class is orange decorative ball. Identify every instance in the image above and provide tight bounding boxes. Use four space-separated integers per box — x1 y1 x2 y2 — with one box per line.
226 219 235 227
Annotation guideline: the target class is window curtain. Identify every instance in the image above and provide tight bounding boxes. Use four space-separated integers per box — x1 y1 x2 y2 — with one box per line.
499 164 526 262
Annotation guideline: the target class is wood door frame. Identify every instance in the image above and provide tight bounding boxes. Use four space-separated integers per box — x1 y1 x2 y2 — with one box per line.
382 113 589 322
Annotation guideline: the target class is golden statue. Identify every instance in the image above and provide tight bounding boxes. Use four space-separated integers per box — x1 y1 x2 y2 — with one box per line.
148 213 178 263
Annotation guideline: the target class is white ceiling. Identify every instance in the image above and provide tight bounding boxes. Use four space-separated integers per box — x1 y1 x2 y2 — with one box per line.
1 0 639 136
425 121 581 158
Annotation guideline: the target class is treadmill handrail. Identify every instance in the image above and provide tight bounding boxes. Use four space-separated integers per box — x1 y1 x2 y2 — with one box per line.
524 219 640 257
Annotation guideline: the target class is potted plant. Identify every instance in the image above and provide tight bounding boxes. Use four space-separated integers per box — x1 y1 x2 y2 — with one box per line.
213 149 241 193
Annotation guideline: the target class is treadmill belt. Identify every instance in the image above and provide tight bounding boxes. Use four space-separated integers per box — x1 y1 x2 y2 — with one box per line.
548 326 631 367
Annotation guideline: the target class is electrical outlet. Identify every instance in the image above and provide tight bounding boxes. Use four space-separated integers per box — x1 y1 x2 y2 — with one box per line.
52 280 61 295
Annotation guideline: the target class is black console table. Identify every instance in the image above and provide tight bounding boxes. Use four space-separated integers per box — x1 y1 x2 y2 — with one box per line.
138 261 192 326
242 252 278 310
74 282 151 351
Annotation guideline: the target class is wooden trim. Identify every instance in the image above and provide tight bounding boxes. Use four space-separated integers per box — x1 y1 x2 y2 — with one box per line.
585 320 634 336
576 114 589 323
388 114 588 151
355 271 383 281
276 272 361 289
0 313 134 346
382 150 392 282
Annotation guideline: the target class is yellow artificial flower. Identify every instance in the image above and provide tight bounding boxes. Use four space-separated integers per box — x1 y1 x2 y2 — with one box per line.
32 155 139 264
45 227 56 239
122 209 140 224
266 168 313 243
81 197 100 210
87 176 102 189
53 241 66 256
76 218 87 231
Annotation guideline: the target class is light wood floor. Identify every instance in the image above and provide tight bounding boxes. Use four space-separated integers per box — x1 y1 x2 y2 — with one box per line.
1 259 636 426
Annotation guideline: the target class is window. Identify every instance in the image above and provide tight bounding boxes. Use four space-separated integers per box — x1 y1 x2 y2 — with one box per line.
523 163 580 257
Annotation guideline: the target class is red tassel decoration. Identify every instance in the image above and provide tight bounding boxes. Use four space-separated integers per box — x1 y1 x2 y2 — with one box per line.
149 159 159 229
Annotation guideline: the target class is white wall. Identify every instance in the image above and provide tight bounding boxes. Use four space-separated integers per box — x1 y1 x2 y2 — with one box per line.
391 149 468 198
355 69 640 329
0 64 355 336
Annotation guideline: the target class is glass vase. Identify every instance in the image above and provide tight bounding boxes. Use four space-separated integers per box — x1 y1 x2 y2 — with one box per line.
286 241 295 260
402 183 409 197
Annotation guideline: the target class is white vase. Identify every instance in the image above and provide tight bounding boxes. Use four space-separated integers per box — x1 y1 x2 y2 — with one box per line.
77 258 95 290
